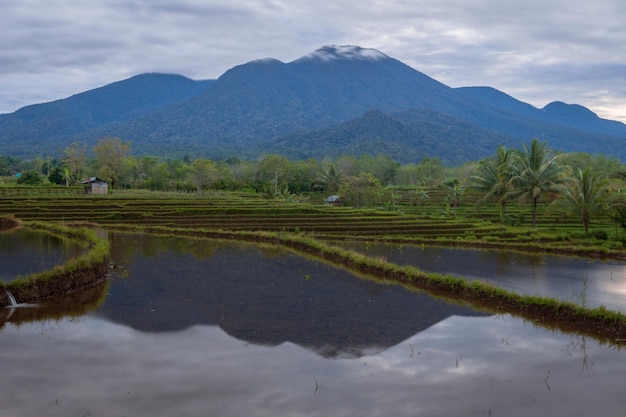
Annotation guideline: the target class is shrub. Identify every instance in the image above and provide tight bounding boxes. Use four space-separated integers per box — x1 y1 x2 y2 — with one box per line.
591 230 609 240
556 232 571 241
16 170 43 185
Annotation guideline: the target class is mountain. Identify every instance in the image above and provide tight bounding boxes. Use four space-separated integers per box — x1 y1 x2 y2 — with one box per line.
458 87 626 137
90 45 479 157
266 109 513 165
0 73 213 156
0 45 625 162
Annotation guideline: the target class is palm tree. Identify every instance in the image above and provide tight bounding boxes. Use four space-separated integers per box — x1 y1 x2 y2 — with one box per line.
507 139 566 227
550 167 609 233
409 187 430 206
316 165 345 194
470 145 515 219
445 183 465 208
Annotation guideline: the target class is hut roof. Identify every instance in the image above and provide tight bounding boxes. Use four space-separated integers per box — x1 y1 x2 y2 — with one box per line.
81 177 107 184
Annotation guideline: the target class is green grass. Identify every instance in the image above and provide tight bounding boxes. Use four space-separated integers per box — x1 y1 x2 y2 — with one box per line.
1 222 109 306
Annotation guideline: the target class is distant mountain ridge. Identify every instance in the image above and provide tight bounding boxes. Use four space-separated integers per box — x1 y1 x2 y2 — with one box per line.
0 45 624 163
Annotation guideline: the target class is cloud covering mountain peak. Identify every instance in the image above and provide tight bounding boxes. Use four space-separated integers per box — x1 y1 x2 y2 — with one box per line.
295 45 389 62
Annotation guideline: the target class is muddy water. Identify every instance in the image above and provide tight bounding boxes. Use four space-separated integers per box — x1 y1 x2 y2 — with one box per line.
0 227 84 282
1 232 625 416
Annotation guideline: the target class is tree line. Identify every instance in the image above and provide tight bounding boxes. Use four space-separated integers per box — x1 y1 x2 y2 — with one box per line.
2 136 626 233
0 137 445 193
471 139 625 232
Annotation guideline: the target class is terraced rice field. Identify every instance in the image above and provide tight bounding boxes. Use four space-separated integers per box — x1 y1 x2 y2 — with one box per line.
3 185 626 342
0 186 618 254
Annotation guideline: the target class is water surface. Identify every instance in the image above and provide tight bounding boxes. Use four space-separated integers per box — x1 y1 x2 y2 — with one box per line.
337 241 626 312
0 227 84 282
1 232 625 416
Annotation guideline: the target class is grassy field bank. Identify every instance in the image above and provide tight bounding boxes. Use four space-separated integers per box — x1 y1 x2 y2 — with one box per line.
0 219 109 307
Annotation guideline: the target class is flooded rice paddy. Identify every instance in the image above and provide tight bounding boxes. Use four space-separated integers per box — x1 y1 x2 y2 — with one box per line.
337 241 626 312
0 226 84 282
1 232 626 416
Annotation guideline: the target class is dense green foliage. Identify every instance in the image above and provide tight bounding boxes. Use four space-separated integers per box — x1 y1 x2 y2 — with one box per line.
2 138 626 235
16 170 43 185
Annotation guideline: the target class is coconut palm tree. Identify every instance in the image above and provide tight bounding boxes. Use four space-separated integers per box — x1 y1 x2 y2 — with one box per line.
316 165 345 194
550 167 610 234
507 139 566 227
470 145 515 219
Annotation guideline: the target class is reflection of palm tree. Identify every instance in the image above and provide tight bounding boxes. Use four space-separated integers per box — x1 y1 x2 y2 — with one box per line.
551 167 609 233
471 145 515 219
508 139 566 227
316 165 345 194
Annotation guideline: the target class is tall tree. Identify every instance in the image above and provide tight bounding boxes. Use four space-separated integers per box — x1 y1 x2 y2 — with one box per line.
354 154 398 185
255 154 291 197
339 173 383 208
63 142 88 184
507 139 566 227
415 157 445 188
190 158 219 193
549 167 610 234
471 145 515 219
93 137 131 189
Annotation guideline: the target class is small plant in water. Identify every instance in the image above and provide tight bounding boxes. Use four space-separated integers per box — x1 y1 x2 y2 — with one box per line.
572 274 590 308
313 377 322 395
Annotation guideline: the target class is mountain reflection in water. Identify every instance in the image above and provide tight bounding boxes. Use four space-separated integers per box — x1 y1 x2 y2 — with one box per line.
3 232 626 416
97 232 485 358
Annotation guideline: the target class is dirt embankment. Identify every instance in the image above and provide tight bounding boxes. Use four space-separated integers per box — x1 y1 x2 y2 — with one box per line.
2 262 109 307
0 217 18 231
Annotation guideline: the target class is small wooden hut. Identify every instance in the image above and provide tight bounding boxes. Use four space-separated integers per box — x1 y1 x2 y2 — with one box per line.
81 177 108 195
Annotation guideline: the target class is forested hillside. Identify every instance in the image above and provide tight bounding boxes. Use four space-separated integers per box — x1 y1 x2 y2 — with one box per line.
1 45 625 162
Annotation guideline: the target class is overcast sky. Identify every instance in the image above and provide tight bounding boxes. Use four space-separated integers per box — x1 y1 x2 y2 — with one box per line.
1 0 625 122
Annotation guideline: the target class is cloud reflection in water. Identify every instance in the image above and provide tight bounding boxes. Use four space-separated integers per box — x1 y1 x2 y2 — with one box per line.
1 313 625 416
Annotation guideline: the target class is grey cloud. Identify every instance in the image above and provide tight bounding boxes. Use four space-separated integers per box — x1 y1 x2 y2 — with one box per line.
0 0 624 122
1 314 625 416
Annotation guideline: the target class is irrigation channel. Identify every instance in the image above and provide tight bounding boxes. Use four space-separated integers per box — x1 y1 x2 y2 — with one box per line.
1 230 626 416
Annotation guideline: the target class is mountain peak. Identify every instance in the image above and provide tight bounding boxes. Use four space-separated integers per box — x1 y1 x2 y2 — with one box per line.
295 45 389 62
542 101 599 121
